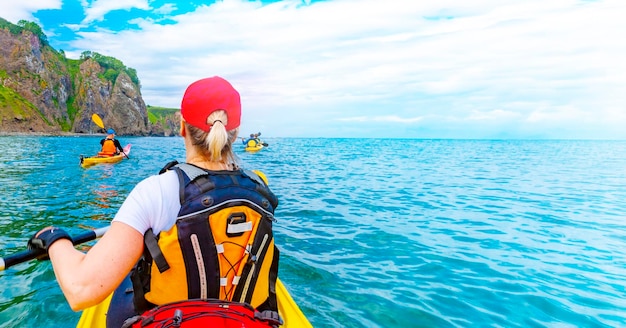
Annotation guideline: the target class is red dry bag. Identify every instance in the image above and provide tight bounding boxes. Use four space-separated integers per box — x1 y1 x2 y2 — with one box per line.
122 299 281 328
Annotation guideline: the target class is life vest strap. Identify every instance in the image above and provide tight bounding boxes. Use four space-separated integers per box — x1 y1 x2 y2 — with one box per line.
227 220 253 234
256 310 283 326
158 160 179 174
243 169 266 186
144 229 170 273
176 163 210 181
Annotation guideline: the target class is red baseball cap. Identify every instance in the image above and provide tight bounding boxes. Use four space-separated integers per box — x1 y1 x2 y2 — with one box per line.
180 76 241 132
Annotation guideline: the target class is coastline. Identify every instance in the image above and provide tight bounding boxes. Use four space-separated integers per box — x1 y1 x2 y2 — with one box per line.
0 131 177 137
0 131 99 137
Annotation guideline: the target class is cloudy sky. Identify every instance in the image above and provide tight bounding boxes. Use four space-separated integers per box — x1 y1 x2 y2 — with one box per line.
2 0 625 139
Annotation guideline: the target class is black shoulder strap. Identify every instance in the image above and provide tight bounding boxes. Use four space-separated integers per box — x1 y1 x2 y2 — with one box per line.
144 228 170 273
267 246 279 311
243 169 267 187
242 170 279 209
175 163 210 181
172 163 211 204
159 160 179 174
160 161 208 204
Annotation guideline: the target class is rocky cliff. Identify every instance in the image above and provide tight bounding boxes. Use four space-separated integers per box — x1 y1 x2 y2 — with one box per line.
0 18 176 136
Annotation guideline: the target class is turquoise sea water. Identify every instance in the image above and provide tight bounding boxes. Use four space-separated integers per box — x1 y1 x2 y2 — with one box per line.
1 136 626 328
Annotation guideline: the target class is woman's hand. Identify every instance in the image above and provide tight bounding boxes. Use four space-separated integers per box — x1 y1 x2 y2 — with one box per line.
27 226 72 260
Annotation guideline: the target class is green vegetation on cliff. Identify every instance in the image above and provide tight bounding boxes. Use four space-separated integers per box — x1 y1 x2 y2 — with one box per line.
0 84 48 123
64 58 82 124
80 51 140 87
0 17 177 135
0 17 141 98
147 105 179 124
0 17 48 46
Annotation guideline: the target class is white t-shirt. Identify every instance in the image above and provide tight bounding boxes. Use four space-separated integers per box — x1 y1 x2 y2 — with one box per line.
112 170 182 235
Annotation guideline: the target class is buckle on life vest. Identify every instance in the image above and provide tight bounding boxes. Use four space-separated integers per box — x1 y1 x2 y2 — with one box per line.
226 213 252 237
256 310 283 326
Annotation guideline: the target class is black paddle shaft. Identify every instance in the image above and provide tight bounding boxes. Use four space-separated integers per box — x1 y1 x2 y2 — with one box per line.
1 227 107 271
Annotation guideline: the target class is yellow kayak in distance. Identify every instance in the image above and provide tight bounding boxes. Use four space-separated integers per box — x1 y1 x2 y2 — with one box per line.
80 144 131 168
245 139 266 152
245 144 264 152
76 278 311 327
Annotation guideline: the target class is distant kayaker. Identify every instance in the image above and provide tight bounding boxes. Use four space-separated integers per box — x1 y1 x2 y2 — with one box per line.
242 132 262 147
27 76 281 326
241 133 254 145
98 129 125 156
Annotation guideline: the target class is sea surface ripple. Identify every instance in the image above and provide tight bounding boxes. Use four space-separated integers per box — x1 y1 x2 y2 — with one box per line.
1 137 625 328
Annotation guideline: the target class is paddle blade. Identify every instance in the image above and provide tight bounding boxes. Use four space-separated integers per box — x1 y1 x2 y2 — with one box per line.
91 114 105 129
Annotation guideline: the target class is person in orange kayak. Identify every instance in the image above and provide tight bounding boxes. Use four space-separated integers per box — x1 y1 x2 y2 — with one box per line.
98 129 125 156
26 76 281 327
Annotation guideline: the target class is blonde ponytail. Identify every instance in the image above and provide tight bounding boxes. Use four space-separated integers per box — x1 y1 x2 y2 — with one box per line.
185 110 240 169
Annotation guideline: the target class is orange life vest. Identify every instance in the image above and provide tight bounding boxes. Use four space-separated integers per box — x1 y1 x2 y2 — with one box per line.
99 139 117 156
131 163 280 319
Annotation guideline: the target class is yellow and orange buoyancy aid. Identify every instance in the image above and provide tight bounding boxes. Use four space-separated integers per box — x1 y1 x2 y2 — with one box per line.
131 162 280 320
99 139 117 156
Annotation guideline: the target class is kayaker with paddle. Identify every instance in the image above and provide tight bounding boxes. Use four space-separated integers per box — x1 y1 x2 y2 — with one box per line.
242 132 268 149
26 76 282 327
98 128 125 157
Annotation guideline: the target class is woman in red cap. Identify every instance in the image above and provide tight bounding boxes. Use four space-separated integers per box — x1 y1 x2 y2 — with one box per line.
27 77 281 327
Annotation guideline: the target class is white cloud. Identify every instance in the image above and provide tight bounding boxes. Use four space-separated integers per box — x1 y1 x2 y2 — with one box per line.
467 109 521 122
0 0 61 24
338 116 424 123
82 0 151 23
153 3 176 15
3 0 626 138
